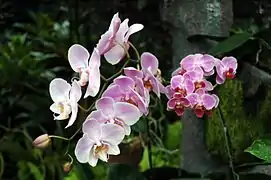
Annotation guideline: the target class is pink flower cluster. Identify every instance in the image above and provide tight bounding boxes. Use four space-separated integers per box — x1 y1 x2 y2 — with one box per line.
166 54 238 118
74 52 165 166
47 12 166 167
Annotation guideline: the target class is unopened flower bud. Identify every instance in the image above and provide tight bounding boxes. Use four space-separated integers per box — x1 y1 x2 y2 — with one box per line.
63 162 72 173
33 134 51 149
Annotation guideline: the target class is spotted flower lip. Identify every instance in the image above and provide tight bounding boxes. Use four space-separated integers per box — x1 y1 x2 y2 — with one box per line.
75 119 125 167
96 13 144 65
68 44 101 98
186 89 219 118
86 96 141 135
49 78 82 128
167 97 191 116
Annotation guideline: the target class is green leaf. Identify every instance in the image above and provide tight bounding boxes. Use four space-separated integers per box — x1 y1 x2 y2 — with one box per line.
107 164 146 180
131 117 147 133
245 136 271 161
27 162 44 180
209 32 254 55
165 121 182 150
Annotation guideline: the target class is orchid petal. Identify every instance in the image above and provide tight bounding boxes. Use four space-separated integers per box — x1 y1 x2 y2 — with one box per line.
116 19 129 42
180 55 195 70
170 75 184 89
75 134 94 163
88 149 99 167
108 13 121 34
141 52 159 74
86 110 107 123
102 85 123 101
96 97 115 116
65 98 78 128
186 93 199 106
68 44 89 72
115 102 141 126
125 24 144 41
123 124 131 136
108 144 120 155
200 54 215 72
202 94 216 110
83 119 102 143
100 123 125 145
167 98 176 109
124 67 143 79
104 44 125 65
70 80 82 102
113 76 135 91
216 75 225 84
49 78 71 102
221 57 238 70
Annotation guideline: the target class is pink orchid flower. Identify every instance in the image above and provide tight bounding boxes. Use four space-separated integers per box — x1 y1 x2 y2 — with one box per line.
170 75 195 98
102 76 148 115
186 89 219 118
123 67 150 105
167 97 191 116
180 54 215 76
96 13 121 55
183 67 214 91
124 52 166 97
49 78 82 128
86 97 141 135
75 119 125 167
215 57 238 84
68 44 101 98
96 13 144 65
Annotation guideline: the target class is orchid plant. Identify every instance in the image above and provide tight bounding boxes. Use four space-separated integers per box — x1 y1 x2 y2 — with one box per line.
33 12 238 169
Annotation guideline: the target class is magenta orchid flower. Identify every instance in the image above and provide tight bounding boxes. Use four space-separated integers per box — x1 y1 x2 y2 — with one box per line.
170 75 195 98
86 97 141 135
215 57 238 84
96 13 144 65
49 78 82 128
75 119 125 167
102 75 148 115
167 97 191 116
68 44 101 98
180 54 215 76
186 89 219 118
183 67 214 91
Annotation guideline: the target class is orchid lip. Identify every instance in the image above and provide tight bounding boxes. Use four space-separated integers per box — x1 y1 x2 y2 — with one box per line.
93 142 109 158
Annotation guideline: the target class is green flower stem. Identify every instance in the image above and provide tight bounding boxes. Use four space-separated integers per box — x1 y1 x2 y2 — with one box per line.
49 135 69 141
146 117 153 169
128 42 140 62
217 106 238 180
78 104 88 112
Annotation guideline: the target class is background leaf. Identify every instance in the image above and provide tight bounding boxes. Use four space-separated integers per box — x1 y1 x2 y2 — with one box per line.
245 136 271 161
209 32 253 55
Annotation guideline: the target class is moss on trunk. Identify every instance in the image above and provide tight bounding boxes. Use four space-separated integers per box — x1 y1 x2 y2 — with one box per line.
206 79 271 163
